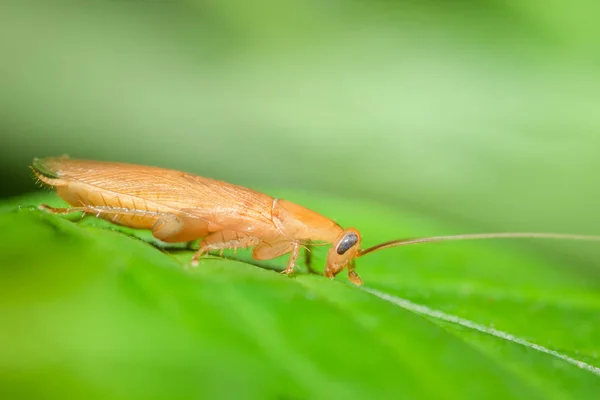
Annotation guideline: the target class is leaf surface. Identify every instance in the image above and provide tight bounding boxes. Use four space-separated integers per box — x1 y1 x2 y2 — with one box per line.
0 192 598 400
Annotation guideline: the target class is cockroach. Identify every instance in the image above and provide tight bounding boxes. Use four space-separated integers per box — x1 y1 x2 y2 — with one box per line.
31 156 600 285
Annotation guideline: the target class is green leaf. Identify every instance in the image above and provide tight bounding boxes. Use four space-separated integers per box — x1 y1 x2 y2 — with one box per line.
0 192 598 400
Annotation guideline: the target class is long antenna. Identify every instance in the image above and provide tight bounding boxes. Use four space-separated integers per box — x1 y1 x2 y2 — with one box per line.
358 232 600 257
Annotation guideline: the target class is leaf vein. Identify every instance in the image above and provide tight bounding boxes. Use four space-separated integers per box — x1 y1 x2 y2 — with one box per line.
362 287 600 377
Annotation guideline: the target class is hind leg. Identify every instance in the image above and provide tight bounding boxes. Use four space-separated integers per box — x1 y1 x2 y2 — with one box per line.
192 231 260 266
41 203 203 243
39 203 127 219
39 204 88 215
151 214 212 245
40 203 160 220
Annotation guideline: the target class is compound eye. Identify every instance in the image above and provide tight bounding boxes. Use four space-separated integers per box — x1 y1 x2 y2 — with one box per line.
336 232 359 255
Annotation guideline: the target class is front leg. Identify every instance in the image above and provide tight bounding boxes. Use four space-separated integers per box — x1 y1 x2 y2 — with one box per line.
191 231 260 266
347 260 362 285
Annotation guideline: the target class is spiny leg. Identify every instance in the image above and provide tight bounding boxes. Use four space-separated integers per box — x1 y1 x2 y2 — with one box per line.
39 204 87 215
41 203 151 220
42 204 188 237
282 242 301 275
39 204 118 219
42 204 207 258
192 231 260 266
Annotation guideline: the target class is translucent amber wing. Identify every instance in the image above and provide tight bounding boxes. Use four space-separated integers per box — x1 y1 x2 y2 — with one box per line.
36 158 274 225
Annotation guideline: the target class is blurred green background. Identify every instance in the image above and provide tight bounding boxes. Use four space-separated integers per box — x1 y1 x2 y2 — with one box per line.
2 1 600 229
2 0 600 262
1 1 600 399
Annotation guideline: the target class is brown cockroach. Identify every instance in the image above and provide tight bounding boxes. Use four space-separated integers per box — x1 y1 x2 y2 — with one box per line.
31 157 600 285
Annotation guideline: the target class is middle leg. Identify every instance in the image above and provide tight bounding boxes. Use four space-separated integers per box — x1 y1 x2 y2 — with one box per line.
282 242 301 275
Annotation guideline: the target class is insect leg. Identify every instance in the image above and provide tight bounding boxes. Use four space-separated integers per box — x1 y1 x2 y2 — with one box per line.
347 260 363 285
282 242 301 275
42 202 192 239
151 214 186 241
39 204 87 215
192 231 260 266
146 212 209 244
